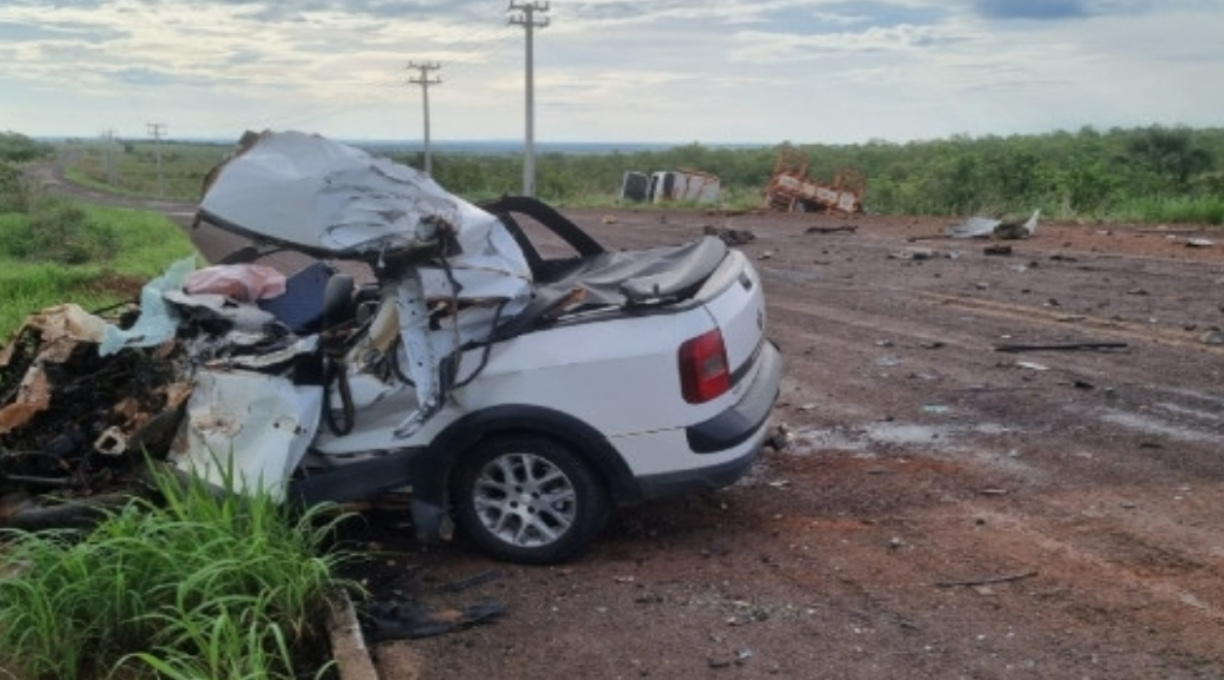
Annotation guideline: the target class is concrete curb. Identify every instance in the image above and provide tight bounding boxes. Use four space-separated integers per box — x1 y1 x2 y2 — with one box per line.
329 589 380 680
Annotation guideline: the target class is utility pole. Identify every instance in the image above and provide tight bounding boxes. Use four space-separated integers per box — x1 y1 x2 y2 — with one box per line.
100 129 117 186
508 1 549 197
407 62 442 175
147 123 167 198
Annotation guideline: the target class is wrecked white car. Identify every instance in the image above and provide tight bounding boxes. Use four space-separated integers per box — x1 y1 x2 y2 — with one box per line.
0 131 783 563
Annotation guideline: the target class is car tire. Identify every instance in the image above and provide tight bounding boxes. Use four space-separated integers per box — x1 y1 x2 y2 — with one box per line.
452 434 609 564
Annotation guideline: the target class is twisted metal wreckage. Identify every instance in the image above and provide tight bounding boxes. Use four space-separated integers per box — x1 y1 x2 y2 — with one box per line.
0 131 534 526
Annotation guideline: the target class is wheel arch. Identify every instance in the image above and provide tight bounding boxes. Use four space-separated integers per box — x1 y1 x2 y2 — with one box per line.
408 405 641 542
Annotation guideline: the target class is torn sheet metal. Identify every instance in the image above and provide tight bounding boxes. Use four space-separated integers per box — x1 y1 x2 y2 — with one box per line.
163 290 280 334
171 370 323 500
948 216 1001 239
201 131 466 257
198 131 532 437
949 210 1040 240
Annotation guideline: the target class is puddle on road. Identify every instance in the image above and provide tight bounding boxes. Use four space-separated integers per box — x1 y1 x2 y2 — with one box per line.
781 420 1039 479
760 267 822 284
787 421 1016 455
1151 402 1224 423
1098 409 1224 445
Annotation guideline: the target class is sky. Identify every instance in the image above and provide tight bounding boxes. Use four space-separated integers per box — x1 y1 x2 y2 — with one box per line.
1 0 1222 144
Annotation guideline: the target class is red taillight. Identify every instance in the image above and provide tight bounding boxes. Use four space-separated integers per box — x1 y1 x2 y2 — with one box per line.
679 329 731 404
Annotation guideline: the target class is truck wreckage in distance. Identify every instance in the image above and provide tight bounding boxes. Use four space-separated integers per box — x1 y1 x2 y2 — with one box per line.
763 147 866 215
0 131 783 564
619 169 721 205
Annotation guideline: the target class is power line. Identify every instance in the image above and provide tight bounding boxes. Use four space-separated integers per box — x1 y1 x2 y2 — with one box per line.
147 123 167 198
407 62 443 175
508 1 549 197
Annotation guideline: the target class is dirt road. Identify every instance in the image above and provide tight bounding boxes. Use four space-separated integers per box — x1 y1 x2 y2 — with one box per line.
364 209 1224 680
34 167 1224 678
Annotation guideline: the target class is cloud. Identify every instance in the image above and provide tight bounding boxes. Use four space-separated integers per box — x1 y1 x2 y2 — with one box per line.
0 19 125 42
111 66 179 86
759 1 949 32
731 22 971 63
971 0 1089 21
2 0 1224 144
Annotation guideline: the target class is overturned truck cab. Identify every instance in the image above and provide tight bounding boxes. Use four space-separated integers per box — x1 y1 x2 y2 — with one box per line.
1 131 783 564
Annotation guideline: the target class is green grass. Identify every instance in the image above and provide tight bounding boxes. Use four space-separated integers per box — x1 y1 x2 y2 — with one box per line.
1111 196 1224 225
65 142 229 202
0 462 353 680
0 200 194 336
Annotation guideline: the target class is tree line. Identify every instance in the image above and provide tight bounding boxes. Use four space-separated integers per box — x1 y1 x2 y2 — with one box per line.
6 127 1223 224
395 125 1224 223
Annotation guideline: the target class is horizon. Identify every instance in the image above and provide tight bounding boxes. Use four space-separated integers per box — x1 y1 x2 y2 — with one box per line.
28 121 1223 153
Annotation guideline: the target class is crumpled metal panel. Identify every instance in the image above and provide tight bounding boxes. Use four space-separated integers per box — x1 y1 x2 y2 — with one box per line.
201 131 494 259
171 370 323 500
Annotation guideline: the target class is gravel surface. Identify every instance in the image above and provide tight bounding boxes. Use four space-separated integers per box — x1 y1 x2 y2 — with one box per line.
359 208 1224 680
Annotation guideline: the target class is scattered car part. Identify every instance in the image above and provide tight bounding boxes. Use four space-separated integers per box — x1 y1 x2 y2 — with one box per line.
949 210 1040 240
995 341 1129 353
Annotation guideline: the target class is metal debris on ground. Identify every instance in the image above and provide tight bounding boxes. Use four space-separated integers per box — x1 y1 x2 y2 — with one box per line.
949 210 1040 240
442 569 504 593
804 225 858 234
766 423 793 451
984 244 1013 256
362 598 507 642
891 247 939 261
1202 328 1224 346
702 225 756 246
935 570 1039 588
995 341 1129 353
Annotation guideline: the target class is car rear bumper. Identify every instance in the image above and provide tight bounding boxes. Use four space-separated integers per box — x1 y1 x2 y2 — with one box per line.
635 341 783 499
685 341 783 454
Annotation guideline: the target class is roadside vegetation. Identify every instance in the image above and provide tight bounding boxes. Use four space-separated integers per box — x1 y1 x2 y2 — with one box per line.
64 140 226 201
0 202 194 335
61 125 1224 225
2 132 350 679
408 125 1224 224
0 464 352 680
0 133 194 335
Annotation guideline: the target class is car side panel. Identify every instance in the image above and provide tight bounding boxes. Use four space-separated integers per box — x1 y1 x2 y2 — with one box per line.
451 306 723 437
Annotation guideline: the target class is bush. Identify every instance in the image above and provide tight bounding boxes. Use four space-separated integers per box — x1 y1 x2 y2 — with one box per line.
4 201 119 264
0 463 352 680
0 161 28 213
0 131 52 163
0 203 195 336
